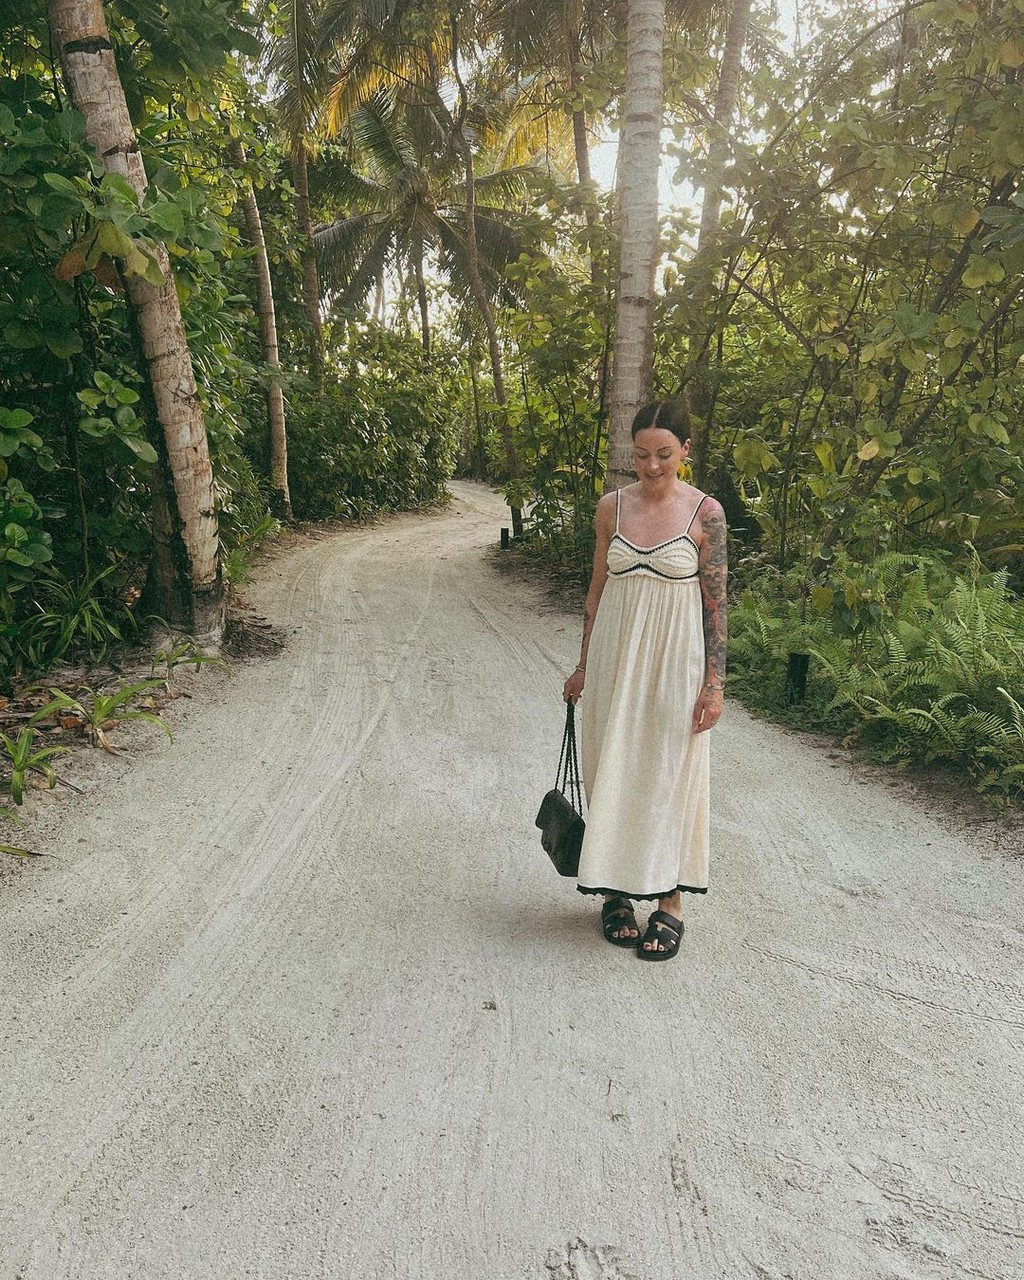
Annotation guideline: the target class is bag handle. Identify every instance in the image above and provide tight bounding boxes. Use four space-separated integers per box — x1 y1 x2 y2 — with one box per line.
555 701 583 813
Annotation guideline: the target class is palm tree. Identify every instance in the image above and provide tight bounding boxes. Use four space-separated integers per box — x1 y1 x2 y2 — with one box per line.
605 0 723 489
259 0 331 389
47 0 224 639
313 92 531 343
487 0 614 207
605 0 667 491
230 138 292 519
684 0 753 482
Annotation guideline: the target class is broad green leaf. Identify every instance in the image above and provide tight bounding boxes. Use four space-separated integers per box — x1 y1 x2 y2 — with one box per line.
1 409 33 429
1000 40 1024 67
148 201 185 238
42 173 80 194
45 329 84 358
123 437 158 464
4 320 44 349
99 173 140 205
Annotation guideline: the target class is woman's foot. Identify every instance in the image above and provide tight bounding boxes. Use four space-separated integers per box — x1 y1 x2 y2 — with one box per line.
638 892 684 960
601 896 640 947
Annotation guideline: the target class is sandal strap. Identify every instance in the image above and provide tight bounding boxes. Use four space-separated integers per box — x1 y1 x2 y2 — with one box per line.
601 898 635 921
647 910 683 936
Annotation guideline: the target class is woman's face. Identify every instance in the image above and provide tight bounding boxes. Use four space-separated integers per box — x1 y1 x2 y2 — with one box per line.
632 427 689 486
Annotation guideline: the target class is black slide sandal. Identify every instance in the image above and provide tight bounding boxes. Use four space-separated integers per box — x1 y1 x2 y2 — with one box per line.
601 897 639 948
637 909 684 961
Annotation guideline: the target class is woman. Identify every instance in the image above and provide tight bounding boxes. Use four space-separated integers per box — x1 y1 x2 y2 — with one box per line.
563 399 727 961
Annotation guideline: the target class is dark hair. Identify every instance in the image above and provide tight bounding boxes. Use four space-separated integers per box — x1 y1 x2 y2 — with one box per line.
630 399 691 445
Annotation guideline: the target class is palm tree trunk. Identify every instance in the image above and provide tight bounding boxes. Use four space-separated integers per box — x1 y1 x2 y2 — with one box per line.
450 16 522 535
606 0 665 492
47 0 224 640
292 137 325 391
231 138 291 520
687 0 753 482
413 250 430 355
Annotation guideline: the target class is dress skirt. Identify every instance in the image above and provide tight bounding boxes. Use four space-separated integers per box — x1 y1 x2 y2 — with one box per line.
577 570 710 900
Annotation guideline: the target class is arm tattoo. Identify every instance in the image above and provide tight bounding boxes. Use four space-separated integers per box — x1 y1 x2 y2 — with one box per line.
698 504 728 685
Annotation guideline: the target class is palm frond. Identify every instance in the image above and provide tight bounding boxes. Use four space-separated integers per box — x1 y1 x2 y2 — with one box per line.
319 218 396 307
309 148 387 208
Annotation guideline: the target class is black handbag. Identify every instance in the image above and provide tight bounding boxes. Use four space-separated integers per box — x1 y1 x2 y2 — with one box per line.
535 701 586 876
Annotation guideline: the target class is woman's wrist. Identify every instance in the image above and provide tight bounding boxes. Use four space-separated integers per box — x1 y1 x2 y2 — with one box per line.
575 662 586 673
704 680 725 691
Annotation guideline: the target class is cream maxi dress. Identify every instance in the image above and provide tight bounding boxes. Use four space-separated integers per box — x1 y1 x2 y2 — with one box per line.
577 489 711 900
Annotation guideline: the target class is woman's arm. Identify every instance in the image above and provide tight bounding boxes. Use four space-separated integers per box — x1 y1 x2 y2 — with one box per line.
563 494 615 703
693 497 728 732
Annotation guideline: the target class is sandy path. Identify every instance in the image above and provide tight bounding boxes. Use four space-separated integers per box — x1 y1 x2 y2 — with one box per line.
1 481 1022 1280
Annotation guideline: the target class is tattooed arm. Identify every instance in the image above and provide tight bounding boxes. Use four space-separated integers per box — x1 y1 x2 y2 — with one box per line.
693 497 728 733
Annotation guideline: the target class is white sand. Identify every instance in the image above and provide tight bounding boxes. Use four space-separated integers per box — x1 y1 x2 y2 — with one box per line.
1 480 1022 1280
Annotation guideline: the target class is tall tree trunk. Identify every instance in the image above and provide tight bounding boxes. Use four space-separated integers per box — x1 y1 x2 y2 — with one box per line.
292 136 325 391
450 16 522 535
686 0 753 483
47 0 224 640
231 138 292 521
413 248 430 355
605 0 665 492
570 59 603 291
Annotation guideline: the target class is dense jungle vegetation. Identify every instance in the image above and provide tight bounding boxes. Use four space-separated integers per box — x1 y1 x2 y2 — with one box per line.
1 0 1023 810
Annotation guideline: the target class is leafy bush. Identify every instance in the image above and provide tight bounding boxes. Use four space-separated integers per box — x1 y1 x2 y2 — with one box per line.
284 327 458 521
730 551 1024 800
19 563 138 671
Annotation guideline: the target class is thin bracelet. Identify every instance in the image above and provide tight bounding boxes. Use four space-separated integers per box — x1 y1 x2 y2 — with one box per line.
705 682 725 690
575 664 586 673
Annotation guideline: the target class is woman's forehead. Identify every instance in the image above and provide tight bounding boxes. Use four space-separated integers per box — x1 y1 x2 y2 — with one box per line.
633 427 684 449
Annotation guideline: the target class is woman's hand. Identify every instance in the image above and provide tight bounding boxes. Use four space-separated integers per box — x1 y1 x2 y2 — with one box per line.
563 667 585 704
692 685 724 733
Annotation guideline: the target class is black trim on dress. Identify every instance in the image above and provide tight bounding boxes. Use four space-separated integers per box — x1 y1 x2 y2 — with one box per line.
577 883 708 900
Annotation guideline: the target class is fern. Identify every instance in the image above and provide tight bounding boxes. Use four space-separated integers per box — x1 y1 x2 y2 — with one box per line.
729 548 1024 799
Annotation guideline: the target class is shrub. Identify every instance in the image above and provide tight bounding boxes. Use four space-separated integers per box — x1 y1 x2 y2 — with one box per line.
285 328 459 521
729 551 1024 799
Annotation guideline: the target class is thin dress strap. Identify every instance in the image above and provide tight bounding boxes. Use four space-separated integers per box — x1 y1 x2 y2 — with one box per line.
614 488 622 533
685 494 707 535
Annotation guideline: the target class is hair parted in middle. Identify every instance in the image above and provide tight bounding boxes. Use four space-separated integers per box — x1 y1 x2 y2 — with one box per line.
630 399 691 446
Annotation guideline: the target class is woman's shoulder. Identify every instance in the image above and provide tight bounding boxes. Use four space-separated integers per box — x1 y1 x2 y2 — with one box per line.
692 491 726 534
595 486 632 522
696 492 726 520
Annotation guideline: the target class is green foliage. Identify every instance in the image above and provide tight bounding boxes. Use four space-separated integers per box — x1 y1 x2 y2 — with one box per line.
500 189 615 568
46 680 171 753
285 326 459 520
658 0 1024 575
20 564 139 672
0 725 66 805
0 694 70 806
730 552 1024 799
0 15 288 686
149 637 226 689
75 372 156 464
